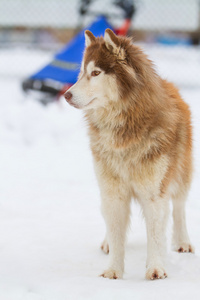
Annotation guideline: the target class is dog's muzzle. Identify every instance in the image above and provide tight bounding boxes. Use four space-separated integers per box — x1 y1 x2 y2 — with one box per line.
64 91 80 109
64 91 72 102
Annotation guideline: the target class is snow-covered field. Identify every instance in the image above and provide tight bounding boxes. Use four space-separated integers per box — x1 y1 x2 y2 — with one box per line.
0 45 200 299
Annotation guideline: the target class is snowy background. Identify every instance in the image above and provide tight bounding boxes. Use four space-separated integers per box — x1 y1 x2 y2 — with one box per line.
0 44 200 299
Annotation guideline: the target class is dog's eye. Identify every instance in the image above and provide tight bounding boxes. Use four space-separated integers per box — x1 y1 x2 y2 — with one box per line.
91 70 101 77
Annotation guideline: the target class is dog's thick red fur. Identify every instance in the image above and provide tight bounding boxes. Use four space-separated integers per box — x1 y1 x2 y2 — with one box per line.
84 32 192 197
65 29 194 280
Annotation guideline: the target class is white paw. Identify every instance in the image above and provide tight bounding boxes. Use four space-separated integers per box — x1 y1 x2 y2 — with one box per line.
146 266 167 280
174 243 195 253
100 269 123 279
101 239 109 254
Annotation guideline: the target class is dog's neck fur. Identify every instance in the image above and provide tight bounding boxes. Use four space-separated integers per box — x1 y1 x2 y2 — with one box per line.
85 71 164 123
84 82 167 149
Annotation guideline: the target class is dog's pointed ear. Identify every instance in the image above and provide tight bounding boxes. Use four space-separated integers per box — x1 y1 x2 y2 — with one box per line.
104 28 125 60
104 28 120 53
85 30 96 47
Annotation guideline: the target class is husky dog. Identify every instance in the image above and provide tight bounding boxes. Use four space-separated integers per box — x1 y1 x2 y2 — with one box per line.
64 29 194 280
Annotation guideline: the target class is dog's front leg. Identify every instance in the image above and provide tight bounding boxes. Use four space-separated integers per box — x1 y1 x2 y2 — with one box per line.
142 197 169 280
100 185 131 279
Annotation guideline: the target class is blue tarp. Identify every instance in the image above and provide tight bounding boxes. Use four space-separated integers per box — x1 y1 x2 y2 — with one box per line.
31 16 113 84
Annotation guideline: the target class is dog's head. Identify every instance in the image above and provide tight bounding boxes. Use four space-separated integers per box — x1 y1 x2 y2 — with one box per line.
64 29 139 110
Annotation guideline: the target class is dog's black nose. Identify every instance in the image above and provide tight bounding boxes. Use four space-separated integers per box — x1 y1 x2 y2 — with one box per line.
64 91 72 101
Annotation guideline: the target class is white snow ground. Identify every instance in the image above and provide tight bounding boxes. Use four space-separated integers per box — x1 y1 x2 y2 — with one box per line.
0 45 200 300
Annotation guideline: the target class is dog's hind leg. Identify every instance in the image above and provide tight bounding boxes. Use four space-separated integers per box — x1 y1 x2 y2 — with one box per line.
142 196 169 280
100 182 131 279
172 192 194 253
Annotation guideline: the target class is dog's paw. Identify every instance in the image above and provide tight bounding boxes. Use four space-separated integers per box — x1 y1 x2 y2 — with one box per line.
101 239 109 254
100 269 123 279
174 243 195 253
146 266 167 280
